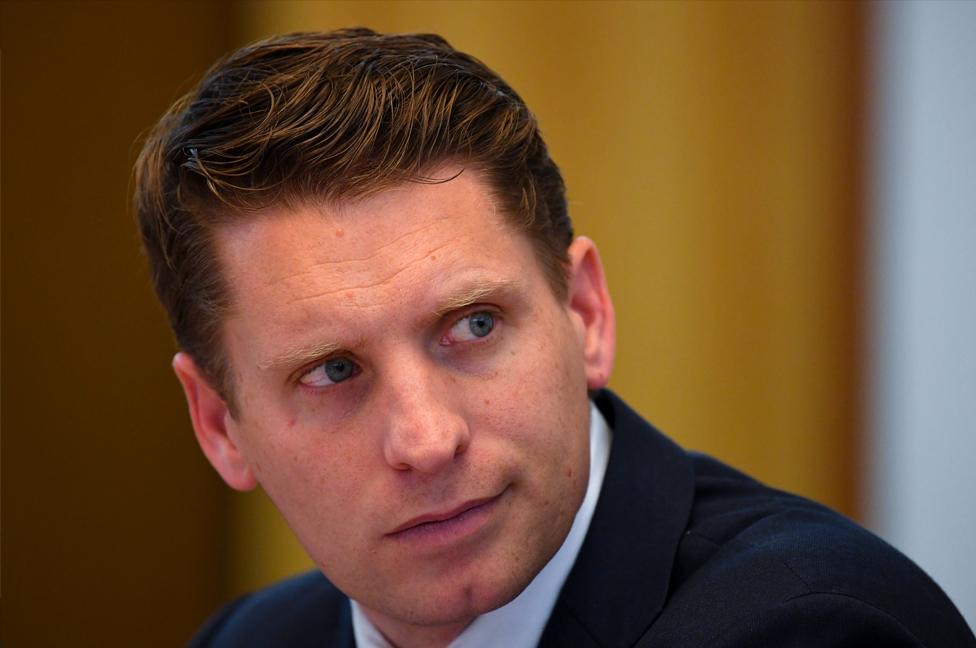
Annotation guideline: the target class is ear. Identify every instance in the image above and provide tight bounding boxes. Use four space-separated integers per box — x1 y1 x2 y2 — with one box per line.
172 352 257 491
565 237 616 389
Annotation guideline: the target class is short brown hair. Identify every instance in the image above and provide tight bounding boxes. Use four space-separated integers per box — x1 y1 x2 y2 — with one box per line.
134 28 572 407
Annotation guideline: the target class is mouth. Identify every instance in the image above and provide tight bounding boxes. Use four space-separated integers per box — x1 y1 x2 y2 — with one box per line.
386 489 507 546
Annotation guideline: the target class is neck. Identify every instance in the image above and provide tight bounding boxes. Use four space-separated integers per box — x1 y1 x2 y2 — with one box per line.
363 607 472 648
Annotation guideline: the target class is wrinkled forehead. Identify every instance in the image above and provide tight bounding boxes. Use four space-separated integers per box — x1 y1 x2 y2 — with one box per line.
211 169 523 316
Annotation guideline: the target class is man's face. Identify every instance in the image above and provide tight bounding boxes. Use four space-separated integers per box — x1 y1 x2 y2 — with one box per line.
181 169 613 631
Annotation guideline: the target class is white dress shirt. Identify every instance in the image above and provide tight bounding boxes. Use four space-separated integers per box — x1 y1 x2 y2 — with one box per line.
352 401 613 648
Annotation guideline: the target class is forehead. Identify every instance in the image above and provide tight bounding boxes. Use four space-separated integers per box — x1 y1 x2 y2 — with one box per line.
213 170 543 359
219 172 507 293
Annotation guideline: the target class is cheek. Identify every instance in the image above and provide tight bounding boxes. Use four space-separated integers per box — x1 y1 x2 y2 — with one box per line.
489 321 587 425
241 414 370 527
238 384 359 481
475 326 590 476
249 431 383 574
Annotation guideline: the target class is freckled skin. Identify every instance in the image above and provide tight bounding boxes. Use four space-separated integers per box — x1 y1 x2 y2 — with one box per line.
213 169 605 647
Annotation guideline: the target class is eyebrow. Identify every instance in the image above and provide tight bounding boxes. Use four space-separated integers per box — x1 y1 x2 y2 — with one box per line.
257 340 343 371
431 278 518 318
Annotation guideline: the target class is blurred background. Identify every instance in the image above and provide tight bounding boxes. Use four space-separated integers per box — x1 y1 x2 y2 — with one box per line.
3 1 973 644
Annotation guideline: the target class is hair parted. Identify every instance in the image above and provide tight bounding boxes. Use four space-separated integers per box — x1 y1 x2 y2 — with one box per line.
134 28 572 407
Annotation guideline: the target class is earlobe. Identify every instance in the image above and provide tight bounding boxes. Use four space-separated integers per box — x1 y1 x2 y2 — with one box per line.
566 237 616 390
172 352 257 491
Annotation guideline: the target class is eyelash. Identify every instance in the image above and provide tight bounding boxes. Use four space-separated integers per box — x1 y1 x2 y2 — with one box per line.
440 308 501 346
295 306 503 392
297 355 362 390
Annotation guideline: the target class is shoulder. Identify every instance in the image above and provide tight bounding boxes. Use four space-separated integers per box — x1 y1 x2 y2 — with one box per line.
652 453 975 647
187 570 353 648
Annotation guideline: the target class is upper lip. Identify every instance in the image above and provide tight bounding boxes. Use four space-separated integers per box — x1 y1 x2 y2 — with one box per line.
387 493 500 536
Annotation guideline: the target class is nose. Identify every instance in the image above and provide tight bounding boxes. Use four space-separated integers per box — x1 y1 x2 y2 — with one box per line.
381 364 470 474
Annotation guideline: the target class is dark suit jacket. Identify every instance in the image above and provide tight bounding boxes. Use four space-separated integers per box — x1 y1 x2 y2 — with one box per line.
189 390 975 647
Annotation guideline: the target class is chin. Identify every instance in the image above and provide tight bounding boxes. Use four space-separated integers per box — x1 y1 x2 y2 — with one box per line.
389 561 538 628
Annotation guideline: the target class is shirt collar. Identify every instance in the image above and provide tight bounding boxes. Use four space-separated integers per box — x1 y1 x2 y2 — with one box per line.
352 401 613 648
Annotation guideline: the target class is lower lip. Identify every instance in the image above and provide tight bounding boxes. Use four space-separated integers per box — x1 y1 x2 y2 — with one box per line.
388 491 505 549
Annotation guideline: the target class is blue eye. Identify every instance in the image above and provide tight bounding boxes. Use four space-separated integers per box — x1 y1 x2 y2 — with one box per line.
324 357 355 382
468 312 494 338
447 311 495 343
300 357 359 387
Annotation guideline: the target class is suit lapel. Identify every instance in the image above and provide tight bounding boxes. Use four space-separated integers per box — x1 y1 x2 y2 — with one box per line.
539 390 696 648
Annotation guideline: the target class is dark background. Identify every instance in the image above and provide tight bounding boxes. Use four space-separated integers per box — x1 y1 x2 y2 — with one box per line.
3 2 233 644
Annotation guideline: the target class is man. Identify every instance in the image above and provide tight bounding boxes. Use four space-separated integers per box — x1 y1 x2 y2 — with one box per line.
135 29 974 647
